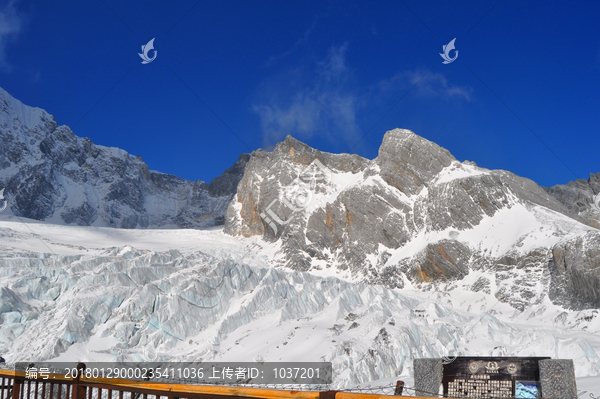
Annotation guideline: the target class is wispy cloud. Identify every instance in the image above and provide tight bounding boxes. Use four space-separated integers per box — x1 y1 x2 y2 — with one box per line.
254 41 472 149
0 0 23 71
254 43 363 148
266 16 321 66
379 69 472 101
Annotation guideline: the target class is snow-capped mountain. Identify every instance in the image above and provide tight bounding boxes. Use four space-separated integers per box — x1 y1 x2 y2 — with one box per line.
1 89 600 391
225 129 600 311
0 87 248 228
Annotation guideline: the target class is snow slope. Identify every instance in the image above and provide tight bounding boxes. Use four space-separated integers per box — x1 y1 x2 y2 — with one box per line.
0 215 599 392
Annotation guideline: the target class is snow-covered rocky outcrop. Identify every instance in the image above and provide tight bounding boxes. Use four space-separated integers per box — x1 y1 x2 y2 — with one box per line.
0 87 248 228
225 129 600 310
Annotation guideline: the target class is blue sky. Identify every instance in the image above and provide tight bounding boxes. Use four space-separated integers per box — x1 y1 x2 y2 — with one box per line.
0 0 598 187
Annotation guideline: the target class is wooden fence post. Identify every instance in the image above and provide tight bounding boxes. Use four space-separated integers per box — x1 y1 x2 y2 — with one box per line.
394 381 404 395
72 363 86 399
11 378 20 399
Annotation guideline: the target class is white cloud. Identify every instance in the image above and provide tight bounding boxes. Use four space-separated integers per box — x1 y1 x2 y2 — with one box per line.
254 43 472 149
380 69 472 101
254 43 363 148
0 0 23 71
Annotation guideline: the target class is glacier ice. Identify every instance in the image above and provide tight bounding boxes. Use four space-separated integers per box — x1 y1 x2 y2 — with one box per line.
0 229 599 388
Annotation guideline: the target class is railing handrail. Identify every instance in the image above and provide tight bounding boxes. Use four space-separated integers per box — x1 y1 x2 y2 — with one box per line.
80 379 325 399
0 368 441 399
0 369 76 382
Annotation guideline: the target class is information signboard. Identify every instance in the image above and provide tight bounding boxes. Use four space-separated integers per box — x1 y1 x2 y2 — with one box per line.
442 357 550 398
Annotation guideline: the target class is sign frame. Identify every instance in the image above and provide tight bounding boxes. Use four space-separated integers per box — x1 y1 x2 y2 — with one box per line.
442 356 550 398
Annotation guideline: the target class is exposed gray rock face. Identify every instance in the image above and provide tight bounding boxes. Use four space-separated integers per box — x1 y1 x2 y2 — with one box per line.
544 172 600 228
224 135 369 239
539 359 578 399
208 154 250 196
404 240 471 282
225 128 600 310
550 231 600 309
375 128 455 196
0 87 247 228
413 358 443 398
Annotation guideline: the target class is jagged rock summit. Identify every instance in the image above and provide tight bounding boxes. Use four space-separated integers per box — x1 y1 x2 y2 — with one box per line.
225 128 600 310
0 87 248 228
544 172 600 228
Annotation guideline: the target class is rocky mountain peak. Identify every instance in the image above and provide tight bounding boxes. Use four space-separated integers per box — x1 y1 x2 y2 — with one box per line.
0 87 247 229
376 128 456 195
280 134 315 154
226 128 600 310
0 88 57 133
544 172 600 228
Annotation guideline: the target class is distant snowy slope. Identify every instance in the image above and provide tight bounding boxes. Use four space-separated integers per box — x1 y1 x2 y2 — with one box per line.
0 87 248 229
0 217 599 390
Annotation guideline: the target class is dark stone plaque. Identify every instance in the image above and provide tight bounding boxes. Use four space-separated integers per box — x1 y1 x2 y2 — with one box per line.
442 357 550 398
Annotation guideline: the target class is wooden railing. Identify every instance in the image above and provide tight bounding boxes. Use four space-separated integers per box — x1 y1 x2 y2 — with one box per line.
0 365 447 399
